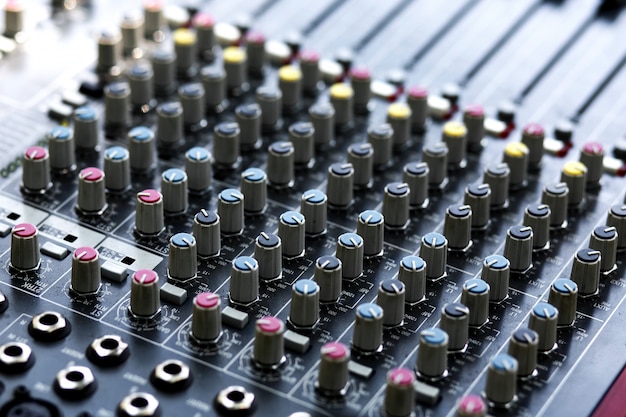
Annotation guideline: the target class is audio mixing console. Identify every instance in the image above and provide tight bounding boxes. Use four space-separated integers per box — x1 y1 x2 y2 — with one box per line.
0 0 624 416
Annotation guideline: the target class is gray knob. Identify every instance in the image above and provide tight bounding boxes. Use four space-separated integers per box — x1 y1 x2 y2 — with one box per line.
481 255 510 302
254 232 282 281
357 210 384 257
278 211 306 259
201 66 226 112
580 142 604 188
484 353 518 405
571 248 601 296
236 104 262 150
193 210 220 257
252 316 285 367
77 167 107 214
416 327 448 378
160 168 188 215
607 204 626 249
289 279 320 328
444 204 472 251
548 278 578 327
4 0 24 37
352 303 383 352
10 223 40 271
464 184 490 229
523 203 551 251
329 83 353 128
143 1 164 38
213 122 240 168
335 233 364 280
128 127 155 172
350 68 372 113
541 182 569 228
190 292 222 343
278 65 303 112
103 146 130 192
97 28 122 72
407 86 428 132
128 63 155 111
440 303 470 351
377 279 405 327
521 123 545 169
185 146 212 193
383 368 415 417
152 49 176 96
267 141 294 188
403 162 429 208
129 269 160 318
463 104 485 151
367 123 393 169
318 342 350 393
217 188 244 235
168 233 197 282
223 46 248 94
503 142 529 189
48 127 75 174
326 163 354 209
179 83 206 129
229 256 259 305
420 232 448 280
193 13 215 61
301 190 327 236
507 328 538 377
442 121 467 169
135 189 164 236
589 226 617 273
423 142 449 189
300 50 321 93
314 256 342 303
156 101 183 148
73 106 99 150
347 143 373 188
70 247 101 295
503 225 533 273
528 302 559 352
104 82 130 128
21 146 51 193
245 31 265 74
386 103 412 149
289 122 315 166
256 86 282 131
173 28 197 77
309 103 334 146
241 168 267 214
483 163 510 209
398 256 426 304
560 161 587 208
461 278 490 327
383 182 410 229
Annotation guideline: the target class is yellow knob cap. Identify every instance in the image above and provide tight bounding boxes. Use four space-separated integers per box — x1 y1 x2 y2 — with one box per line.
562 161 587 177
173 28 196 46
330 83 353 100
387 103 411 120
505 142 529 158
278 65 302 83
443 121 467 138
223 46 246 64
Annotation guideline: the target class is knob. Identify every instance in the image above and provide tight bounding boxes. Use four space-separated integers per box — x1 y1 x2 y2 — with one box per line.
440 303 469 352
97 28 122 72
368 123 393 168
383 368 415 417
461 278 490 327
606 204 626 249
144 1 164 38
104 82 130 128
416 327 448 379
77 167 107 215
352 303 383 353
347 143 373 188
383 182 410 229
317 342 350 394
570 248 601 296
520 123 545 169
252 316 285 368
403 162 429 208
289 279 320 328
541 182 569 228
335 233 364 280
229 256 259 305
279 65 303 112
4 0 24 38
185 146 212 193
387 103 412 149
376 279 405 327
484 353 518 406
444 204 472 251
481 255 510 302
398 256 426 304
301 190 327 236
329 83 353 128
217 188 244 235
309 103 335 146
201 66 227 112
128 126 155 172
300 50 321 94
423 142 449 189
128 63 155 111
528 302 558 352
350 68 372 113
167 233 197 282
152 49 176 96
213 122 241 168
179 83 205 129
160 168 188 215
326 163 354 209
483 163 510 209
407 86 428 132
267 141 294 188
245 31 265 74
129 269 160 318
289 122 315 166
560 161 587 208
507 328 538 377
256 86 282 131
503 142 528 189
579 142 604 188
314 256 342 303
503 225 533 273
464 184 490 229
589 226 617 273
190 292 222 343
103 146 130 192
455 395 487 417
223 46 248 94
442 121 467 169
357 210 384 257
193 210 220 258
236 104 262 150
463 104 485 151
548 278 578 327
21 146 51 194
254 232 282 281
120 15 144 55
420 232 448 280
135 189 164 236
523 203 551 251
10 223 40 271
173 28 197 77
70 247 101 296
73 106 99 150
47 127 75 174
278 211 305 259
